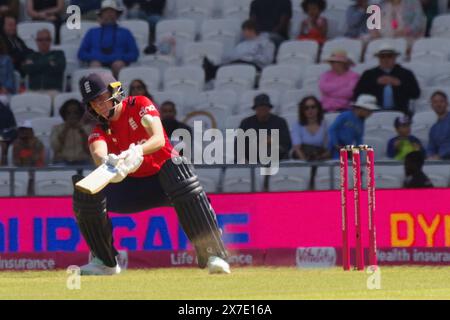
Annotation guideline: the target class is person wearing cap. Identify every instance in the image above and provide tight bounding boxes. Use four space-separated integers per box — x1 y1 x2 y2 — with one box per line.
386 115 424 160
319 49 360 112
371 0 426 40
238 94 292 160
328 94 378 159
78 0 139 78
50 99 91 165
353 44 420 115
428 90 450 160
26 0 65 44
403 151 433 189
22 29 66 94
11 120 45 167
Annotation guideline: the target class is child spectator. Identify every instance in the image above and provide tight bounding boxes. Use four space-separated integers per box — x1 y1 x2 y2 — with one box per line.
291 96 329 161
22 29 66 95
403 151 433 188
386 115 424 160
297 0 328 45
328 94 378 159
50 99 91 165
319 49 360 112
12 120 45 167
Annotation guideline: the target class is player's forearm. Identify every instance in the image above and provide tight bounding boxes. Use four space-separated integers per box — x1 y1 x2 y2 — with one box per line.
140 134 165 155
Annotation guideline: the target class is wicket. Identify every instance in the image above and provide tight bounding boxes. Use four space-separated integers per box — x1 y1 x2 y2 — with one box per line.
340 145 377 271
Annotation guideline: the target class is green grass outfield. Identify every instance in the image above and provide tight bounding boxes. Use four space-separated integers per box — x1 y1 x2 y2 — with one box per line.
0 267 450 300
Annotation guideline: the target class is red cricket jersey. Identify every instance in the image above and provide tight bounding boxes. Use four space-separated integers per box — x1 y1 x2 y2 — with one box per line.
88 96 176 177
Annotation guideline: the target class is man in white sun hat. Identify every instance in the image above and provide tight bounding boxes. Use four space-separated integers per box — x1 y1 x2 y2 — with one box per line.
328 94 379 158
353 43 420 115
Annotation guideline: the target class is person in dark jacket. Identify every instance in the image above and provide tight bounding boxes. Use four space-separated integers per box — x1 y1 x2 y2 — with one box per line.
403 151 433 189
353 44 421 115
22 29 66 92
160 100 192 139
238 94 292 161
78 0 139 77
0 15 33 75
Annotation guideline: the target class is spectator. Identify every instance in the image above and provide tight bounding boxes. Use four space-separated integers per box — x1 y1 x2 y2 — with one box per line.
404 151 433 188
0 15 33 76
50 99 91 165
319 49 360 112
353 44 420 115
291 96 329 161
345 0 370 39
371 0 426 42
124 0 166 44
78 0 139 78
22 29 66 95
387 115 424 160
250 0 292 47
0 100 16 164
328 94 379 159
70 0 102 20
421 0 439 36
427 91 450 160
239 94 292 161
129 79 153 99
203 20 275 82
26 0 65 44
297 0 328 45
0 37 16 104
12 120 45 167
160 100 192 139
0 0 20 20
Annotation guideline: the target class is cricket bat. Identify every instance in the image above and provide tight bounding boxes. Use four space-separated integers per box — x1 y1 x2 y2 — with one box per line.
75 161 122 194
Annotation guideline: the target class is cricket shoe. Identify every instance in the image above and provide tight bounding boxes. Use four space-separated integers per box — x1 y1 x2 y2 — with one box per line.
80 257 121 276
207 256 231 274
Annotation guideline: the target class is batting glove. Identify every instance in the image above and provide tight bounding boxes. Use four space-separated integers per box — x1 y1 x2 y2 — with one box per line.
102 154 128 183
118 143 144 174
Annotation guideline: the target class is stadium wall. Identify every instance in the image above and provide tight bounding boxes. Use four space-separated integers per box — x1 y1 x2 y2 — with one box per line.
0 189 449 270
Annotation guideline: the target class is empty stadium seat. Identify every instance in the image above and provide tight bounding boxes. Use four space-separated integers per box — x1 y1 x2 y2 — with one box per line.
10 93 52 123
429 62 450 86
201 19 240 57
280 88 321 115
267 166 311 192
52 44 80 81
423 164 450 187
321 38 363 63
411 38 450 64
314 164 348 191
191 104 232 129
152 90 186 115
60 21 98 46
322 0 351 39
119 19 149 52
402 61 432 88
277 40 319 65
34 171 77 196
365 111 404 128
238 89 281 115
53 92 83 114
430 14 450 38
18 22 55 50
302 64 330 89
175 0 215 31
156 19 196 59
259 65 302 93
222 168 261 193
352 61 378 75
182 41 224 66
197 89 237 112
364 38 408 63
29 117 64 150
137 54 176 75
119 66 161 94
164 66 205 107
215 64 257 96
194 168 222 193
71 68 113 92
363 136 389 160
224 114 245 130
220 0 252 23
372 165 404 189
0 172 29 197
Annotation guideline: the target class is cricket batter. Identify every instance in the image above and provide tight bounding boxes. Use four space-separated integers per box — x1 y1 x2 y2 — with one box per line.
73 72 230 275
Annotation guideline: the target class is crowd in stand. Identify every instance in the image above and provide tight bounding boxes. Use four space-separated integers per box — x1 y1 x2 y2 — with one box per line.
0 0 449 190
